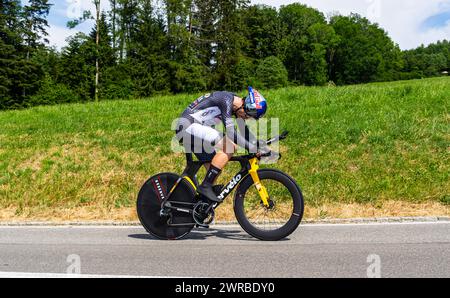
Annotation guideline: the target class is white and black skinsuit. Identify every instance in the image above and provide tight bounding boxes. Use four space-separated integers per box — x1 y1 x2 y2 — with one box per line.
175 91 260 161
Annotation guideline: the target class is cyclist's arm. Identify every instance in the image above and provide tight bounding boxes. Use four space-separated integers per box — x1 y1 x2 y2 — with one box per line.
215 93 258 153
237 120 266 151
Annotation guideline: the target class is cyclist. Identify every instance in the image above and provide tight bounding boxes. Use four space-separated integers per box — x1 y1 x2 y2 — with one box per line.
175 87 269 203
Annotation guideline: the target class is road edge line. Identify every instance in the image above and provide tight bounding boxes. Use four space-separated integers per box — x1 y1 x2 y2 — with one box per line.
0 216 448 226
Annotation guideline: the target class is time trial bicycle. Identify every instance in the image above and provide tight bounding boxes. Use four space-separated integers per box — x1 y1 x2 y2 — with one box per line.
137 131 304 241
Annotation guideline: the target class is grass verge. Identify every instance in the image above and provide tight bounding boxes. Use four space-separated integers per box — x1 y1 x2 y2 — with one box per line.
0 77 449 221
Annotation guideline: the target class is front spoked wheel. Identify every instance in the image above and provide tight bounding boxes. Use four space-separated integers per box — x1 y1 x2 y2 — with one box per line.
234 169 304 241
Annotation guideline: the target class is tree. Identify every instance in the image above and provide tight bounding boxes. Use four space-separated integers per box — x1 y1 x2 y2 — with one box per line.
109 0 118 54
163 0 208 93
330 14 403 85
128 0 171 96
242 4 280 60
214 0 250 90
256 56 288 89
29 74 80 106
278 3 328 84
402 40 450 78
94 0 100 101
67 0 102 101
4 0 450 110
0 0 23 46
0 38 16 108
116 0 140 60
90 12 116 98
62 15 114 100
59 33 96 101
0 0 48 108
303 23 339 85
23 0 51 59
191 0 217 72
0 0 23 107
228 57 257 90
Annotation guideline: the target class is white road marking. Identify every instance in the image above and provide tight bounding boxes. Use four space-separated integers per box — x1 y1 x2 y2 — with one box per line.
0 221 448 229
300 221 450 227
0 271 193 278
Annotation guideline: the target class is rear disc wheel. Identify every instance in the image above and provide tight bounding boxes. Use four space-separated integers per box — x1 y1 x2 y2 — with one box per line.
137 173 196 240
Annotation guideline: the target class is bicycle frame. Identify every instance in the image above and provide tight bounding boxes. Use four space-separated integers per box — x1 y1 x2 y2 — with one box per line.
164 153 270 209
169 129 290 208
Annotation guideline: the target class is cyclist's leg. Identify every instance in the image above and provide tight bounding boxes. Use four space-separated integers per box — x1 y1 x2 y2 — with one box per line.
190 135 236 186
184 123 218 166
210 136 237 169
197 137 237 202
184 123 237 202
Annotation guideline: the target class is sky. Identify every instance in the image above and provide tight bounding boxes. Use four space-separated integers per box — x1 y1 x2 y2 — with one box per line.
37 0 450 50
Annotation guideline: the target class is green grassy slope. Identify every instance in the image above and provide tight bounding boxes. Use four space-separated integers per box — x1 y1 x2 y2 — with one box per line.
0 77 449 219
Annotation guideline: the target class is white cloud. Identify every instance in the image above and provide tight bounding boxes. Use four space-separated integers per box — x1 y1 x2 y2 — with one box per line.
45 0 103 49
46 24 75 50
46 21 95 50
416 22 450 48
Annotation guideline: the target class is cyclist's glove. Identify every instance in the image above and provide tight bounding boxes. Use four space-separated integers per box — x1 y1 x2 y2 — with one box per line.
257 147 272 157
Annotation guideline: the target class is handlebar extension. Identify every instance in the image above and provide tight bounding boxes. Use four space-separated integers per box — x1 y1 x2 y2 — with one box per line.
265 130 289 145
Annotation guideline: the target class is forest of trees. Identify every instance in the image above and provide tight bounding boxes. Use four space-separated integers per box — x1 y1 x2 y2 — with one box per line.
1 0 449 110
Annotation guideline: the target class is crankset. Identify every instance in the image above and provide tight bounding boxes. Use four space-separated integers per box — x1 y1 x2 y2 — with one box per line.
192 201 215 228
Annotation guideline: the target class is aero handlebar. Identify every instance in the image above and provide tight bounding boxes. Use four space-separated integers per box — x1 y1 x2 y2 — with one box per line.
265 130 289 146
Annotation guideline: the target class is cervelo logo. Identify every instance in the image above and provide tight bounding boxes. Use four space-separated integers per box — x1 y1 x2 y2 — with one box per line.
154 179 165 201
217 174 242 201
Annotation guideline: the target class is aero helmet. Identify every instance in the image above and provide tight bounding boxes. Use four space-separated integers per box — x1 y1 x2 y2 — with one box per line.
244 87 267 119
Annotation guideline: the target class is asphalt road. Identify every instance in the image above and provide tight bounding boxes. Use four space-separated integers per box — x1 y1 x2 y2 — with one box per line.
0 222 449 278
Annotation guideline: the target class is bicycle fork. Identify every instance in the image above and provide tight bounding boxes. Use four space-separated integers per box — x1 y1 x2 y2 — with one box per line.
248 158 270 207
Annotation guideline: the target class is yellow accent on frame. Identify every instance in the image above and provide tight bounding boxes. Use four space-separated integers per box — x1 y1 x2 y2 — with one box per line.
169 176 197 195
183 176 197 190
169 180 179 194
248 158 270 207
